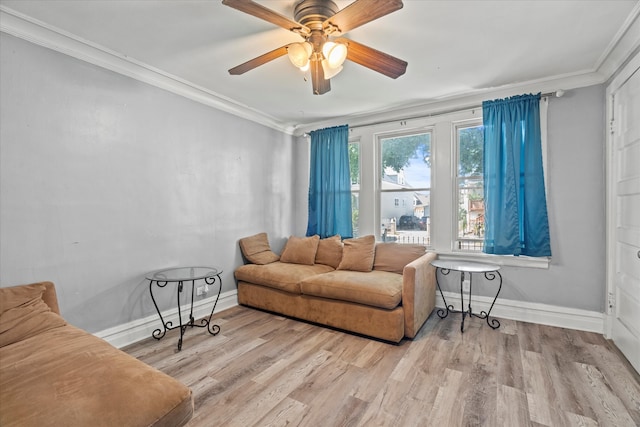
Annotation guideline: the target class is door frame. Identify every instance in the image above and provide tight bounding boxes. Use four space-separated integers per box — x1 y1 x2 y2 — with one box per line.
604 50 640 339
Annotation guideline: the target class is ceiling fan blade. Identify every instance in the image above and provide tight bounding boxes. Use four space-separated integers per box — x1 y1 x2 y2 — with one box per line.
222 0 310 36
228 45 289 75
311 60 331 95
336 38 407 79
323 0 403 34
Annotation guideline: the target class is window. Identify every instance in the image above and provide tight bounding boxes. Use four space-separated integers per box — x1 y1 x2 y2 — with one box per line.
349 141 360 237
455 122 484 252
342 102 548 268
379 132 431 245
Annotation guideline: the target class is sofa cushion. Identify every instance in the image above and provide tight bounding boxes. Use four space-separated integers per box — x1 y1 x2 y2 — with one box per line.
235 261 334 294
373 243 426 274
280 235 321 265
0 324 193 427
337 235 376 272
0 283 67 348
239 233 280 265
315 235 343 268
300 270 403 310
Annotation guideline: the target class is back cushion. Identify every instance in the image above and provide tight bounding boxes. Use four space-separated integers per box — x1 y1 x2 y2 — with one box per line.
239 233 280 265
0 283 67 347
337 235 376 272
314 235 343 268
373 243 426 274
280 235 321 265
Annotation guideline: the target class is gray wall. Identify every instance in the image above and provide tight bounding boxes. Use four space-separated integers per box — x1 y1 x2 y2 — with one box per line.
0 34 296 333
293 85 607 312
493 85 606 311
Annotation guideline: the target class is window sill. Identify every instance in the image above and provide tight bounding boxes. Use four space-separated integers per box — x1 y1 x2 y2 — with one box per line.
435 251 550 269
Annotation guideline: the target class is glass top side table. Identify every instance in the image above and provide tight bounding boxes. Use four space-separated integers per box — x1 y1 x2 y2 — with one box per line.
146 266 222 351
431 259 502 332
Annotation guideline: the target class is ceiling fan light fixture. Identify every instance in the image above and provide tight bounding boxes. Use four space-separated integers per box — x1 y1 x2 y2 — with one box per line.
321 59 343 79
322 41 347 68
287 42 313 68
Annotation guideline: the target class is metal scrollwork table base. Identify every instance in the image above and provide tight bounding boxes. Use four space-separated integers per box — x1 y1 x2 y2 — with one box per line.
146 266 222 351
431 260 502 332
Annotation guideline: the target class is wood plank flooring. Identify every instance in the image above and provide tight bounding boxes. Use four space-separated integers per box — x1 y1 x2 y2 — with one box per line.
124 306 640 427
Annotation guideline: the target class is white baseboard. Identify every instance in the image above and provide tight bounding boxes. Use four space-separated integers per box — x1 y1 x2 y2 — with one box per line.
96 289 604 349
436 291 604 333
94 290 238 349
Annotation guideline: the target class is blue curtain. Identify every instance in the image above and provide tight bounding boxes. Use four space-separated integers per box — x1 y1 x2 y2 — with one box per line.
306 125 353 238
482 93 551 257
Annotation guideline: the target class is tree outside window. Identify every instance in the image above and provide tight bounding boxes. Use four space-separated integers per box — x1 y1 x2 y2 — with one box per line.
456 123 484 251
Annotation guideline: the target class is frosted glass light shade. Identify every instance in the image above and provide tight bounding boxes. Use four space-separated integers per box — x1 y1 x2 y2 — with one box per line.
322 42 347 68
322 59 343 79
287 42 312 68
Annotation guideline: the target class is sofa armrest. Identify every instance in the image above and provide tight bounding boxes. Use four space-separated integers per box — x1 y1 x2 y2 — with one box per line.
41 281 61 315
402 251 437 338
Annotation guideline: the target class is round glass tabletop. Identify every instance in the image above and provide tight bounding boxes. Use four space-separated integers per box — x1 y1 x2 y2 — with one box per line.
431 259 500 273
146 266 220 281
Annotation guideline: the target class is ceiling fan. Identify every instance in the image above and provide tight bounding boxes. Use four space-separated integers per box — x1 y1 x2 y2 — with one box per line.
222 0 408 95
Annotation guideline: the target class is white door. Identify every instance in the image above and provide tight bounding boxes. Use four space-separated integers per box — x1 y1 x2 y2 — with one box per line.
607 56 640 373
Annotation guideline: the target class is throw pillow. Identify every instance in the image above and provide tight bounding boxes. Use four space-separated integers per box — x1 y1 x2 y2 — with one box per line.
280 235 321 265
239 233 280 265
337 235 376 272
0 283 67 347
373 243 426 274
315 235 343 268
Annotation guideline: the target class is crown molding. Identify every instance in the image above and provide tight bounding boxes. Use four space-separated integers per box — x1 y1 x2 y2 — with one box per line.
0 6 297 135
596 2 640 79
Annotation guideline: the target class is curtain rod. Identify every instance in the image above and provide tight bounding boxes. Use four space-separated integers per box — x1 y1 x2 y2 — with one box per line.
306 90 563 135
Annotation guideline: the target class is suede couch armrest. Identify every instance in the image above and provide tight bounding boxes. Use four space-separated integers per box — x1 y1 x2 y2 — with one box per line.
401 251 437 338
41 281 61 315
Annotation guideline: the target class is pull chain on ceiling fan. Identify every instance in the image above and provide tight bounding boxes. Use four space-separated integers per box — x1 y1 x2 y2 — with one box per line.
222 0 408 95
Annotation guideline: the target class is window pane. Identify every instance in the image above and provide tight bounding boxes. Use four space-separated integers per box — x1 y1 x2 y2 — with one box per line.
381 190 430 245
349 142 360 237
349 142 360 186
458 180 484 250
380 133 431 246
456 124 484 251
351 192 359 238
458 125 483 177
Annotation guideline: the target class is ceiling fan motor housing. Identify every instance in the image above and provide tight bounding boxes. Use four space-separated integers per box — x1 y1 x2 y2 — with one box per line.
294 0 340 56
294 0 339 29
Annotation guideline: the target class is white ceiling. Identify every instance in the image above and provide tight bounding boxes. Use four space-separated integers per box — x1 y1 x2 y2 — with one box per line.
1 0 639 133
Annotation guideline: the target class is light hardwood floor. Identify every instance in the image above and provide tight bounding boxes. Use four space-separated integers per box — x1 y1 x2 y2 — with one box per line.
124 306 640 427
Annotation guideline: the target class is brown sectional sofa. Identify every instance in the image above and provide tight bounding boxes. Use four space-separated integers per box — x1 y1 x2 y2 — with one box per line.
235 233 437 342
0 281 193 427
